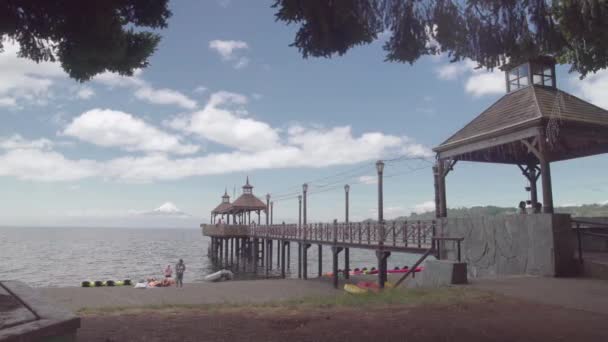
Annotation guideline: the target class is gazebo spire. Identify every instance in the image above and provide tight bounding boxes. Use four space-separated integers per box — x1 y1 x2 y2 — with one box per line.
243 176 253 194
222 187 230 203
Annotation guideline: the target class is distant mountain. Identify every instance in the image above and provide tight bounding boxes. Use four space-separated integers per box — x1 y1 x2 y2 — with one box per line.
132 202 191 218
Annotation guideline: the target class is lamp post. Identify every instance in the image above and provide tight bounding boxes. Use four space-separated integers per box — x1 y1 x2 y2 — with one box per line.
298 195 302 227
302 183 308 225
376 160 384 223
344 184 350 223
266 194 270 225
270 201 274 225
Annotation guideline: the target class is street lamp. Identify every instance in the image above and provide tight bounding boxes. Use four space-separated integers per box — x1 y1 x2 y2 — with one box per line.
298 195 302 227
302 183 308 225
376 160 384 223
266 193 270 225
344 184 350 223
270 201 274 225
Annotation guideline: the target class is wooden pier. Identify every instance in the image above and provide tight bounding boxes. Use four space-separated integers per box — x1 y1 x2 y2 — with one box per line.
202 220 459 288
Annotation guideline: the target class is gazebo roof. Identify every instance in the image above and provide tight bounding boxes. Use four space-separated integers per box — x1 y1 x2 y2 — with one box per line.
211 202 232 214
230 193 267 212
211 189 232 214
221 178 267 214
434 85 608 164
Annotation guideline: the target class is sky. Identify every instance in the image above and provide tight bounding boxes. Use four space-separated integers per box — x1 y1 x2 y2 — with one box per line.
1 0 608 228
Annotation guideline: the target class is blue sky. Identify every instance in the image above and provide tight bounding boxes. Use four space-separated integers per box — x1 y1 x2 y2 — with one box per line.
1 0 608 228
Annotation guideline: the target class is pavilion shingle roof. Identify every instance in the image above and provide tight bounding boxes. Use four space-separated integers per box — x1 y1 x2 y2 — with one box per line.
211 202 232 214
436 85 608 150
230 193 267 211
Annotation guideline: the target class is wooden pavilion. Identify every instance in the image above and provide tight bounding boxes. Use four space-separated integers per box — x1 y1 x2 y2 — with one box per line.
210 177 268 225
210 189 232 224
433 57 608 217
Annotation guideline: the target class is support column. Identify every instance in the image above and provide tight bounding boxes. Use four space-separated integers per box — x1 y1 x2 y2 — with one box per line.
280 241 287 278
318 244 323 277
303 243 310 279
287 241 291 269
437 161 447 218
277 238 281 268
538 133 554 213
376 250 391 288
224 238 229 262
331 246 344 289
344 248 350 279
297 243 302 278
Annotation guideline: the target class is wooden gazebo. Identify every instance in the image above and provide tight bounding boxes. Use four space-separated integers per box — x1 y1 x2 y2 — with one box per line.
433 57 608 217
210 189 232 224
210 177 268 225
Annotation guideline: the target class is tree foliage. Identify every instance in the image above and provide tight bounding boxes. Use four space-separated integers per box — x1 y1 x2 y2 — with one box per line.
0 0 171 81
273 0 608 76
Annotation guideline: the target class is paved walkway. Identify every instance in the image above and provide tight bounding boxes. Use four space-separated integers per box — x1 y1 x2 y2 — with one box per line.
470 276 608 315
41 278 341 311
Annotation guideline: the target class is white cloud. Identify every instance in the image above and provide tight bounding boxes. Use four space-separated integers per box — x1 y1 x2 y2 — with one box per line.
193 86 207 94
436 59 504 97
134 86 197 109
436 60 475 80
209 40 250 69
93 69 197 109
0 91 431 183
252 93 263 100
412 200 435 214
76 87 95 99
0 134 53 150
0 148 97 181
234 57 249 69
0 39 65 108
63 109 200 155
465 71 505 97
170 91 279 151
569 70 608 109
0 97 16 108
92 69 144 88
358 175 377 185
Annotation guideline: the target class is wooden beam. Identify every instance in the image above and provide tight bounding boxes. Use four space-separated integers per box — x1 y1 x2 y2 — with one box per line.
520 138 542 161
437 126 541 160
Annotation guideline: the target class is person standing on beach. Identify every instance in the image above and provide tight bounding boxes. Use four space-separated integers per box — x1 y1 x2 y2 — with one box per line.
164 264 173 278
175 259 186 288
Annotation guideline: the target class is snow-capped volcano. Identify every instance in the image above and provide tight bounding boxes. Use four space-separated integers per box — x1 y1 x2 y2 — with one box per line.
132 202 190 217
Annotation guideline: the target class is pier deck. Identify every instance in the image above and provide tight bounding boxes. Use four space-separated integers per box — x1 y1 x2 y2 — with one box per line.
201 220 462 288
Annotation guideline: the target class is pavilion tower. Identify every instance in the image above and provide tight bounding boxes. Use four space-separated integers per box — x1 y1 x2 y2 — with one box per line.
433 56 608 217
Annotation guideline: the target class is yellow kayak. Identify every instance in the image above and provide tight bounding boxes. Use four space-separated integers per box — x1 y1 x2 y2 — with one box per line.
344 284 368 295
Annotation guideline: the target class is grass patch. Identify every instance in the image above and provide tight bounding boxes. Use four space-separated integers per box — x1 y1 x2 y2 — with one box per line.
78 286 494 316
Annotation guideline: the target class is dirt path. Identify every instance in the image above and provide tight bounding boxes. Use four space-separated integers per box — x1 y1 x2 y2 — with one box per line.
78 297 607 342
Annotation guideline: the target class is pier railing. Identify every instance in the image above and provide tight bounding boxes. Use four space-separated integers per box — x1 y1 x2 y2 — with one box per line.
247 220 436 250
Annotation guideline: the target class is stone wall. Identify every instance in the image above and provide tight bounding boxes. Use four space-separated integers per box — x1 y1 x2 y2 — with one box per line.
439 214 575 278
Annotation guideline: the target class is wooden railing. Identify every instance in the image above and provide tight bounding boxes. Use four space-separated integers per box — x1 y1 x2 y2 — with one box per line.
572 218 608 263
247 220 436 250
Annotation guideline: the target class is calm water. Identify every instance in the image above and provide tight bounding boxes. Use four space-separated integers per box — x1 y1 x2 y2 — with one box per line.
0 227 423 287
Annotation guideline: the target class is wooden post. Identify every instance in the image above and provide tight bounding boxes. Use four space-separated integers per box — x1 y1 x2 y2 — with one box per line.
297 243 302 278
538 133 554 213
318 244 323 277
331 246 343 289
344 248 350 279
287 241 291 269
376 250 391 288
303 243 310 279
437 160 448 217
279 240 289 279
433 165 440 218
